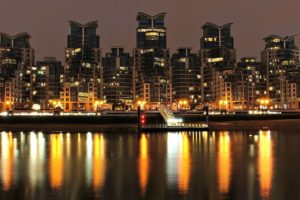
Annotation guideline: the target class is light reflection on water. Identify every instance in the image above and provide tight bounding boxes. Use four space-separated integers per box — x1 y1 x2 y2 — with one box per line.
258 130 273 199
0 129 296 199
217 131 231 194
50 134 63 188
0 131 14 191
138 134 149 195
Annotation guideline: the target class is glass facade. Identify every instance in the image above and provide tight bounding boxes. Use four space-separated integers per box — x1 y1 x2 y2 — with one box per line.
64 21 102 111
171 48 201 107
0 33 34 110
134 13 171 105
33 57 63 109
261 35 300 108
136 13 166 49
103 47 132 108
199 22 236 103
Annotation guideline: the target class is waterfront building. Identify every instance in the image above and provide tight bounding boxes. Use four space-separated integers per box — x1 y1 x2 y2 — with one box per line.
133 12 172 109
199 22 236 106
285 65 300 109
171 48 201 109
63 21 102 112
0 33 34 111
261 35 300 109
32 57 63 109
237 57 266 109
214 69 248 110
102 47 133 109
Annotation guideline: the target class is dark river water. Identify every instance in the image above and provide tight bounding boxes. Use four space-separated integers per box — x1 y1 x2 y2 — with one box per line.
0 128 299 200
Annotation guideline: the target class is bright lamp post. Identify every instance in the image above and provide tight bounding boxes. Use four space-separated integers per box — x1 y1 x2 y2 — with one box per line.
177 99 189 110
94 100 104 111
219 100 228 110
137 100 146 110
257 98 270 110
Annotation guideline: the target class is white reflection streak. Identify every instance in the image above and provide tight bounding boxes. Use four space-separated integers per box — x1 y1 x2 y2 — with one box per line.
167 133 181 188
66 133 71 158
29 132 45 189
86 132 93 185
29 132 38 188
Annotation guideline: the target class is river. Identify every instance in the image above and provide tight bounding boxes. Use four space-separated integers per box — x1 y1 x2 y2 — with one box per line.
0 121 299 199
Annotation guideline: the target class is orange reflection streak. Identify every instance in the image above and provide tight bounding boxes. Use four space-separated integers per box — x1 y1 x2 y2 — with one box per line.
1 132 14 191
93 135 106 190
258 131 273 199
178 133 190 193
218 132 231 194
138 135 149 194
49 135 63 188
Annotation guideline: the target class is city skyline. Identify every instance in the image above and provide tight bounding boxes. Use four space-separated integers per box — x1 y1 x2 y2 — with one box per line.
1 0 300 61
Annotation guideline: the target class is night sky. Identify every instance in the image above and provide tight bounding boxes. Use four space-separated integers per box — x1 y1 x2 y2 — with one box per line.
1 0 299 61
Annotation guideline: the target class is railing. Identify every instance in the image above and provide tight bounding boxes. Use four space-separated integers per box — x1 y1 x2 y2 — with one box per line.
158 105 182 126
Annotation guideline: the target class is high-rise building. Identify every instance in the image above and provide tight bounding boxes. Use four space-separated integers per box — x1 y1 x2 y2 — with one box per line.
261 35 300 108
171 48 201 108
237 57 266 109
199 22 236 105
32 57 63 109
103 47 133 109
64 21 102 112
0 33 34 111
133 12 171 108
215 69 245 110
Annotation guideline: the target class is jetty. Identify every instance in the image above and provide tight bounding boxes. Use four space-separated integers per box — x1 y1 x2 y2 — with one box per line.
139 105 209 132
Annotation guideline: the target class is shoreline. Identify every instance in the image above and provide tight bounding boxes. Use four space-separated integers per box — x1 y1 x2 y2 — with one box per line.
1 119 299 132
1 113 300 124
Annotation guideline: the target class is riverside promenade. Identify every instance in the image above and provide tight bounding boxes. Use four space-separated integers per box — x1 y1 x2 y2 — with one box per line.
0 112 300 132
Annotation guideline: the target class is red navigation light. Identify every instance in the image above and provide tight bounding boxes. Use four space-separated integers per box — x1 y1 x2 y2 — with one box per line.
140 114 146 125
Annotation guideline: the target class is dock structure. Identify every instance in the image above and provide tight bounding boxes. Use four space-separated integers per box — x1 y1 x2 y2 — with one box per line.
139 105 209 132
141 123 209 132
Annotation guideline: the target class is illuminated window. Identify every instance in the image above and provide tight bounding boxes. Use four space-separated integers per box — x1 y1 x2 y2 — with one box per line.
208 57 224 63
145 32 159 37
75 48 81 53
272 38 281 43
205 37 216 42
179 58 186 63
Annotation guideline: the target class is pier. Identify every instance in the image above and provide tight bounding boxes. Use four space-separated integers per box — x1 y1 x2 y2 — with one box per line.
139 105 209 132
